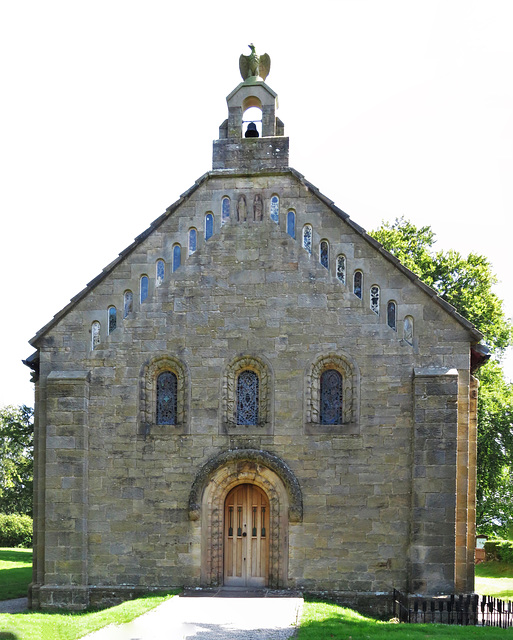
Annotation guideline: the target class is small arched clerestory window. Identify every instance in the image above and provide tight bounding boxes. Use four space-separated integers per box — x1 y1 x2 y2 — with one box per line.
404 315 414 345
302 224 312 254
205 213 214 240
108 306 117 334
156 259 165 287
336 255 346 284
140 275 149 303
188 228 197 256
123 290 133 318
320 240 329 269
91 321 101 350
387 301 397 330
270 195 279 224
370 285 380 314
236 370 259 426
222 197 230 226
320 369 343 425
156 371 178 425
353 271 363 299
172 244 181 272
287 210 296 239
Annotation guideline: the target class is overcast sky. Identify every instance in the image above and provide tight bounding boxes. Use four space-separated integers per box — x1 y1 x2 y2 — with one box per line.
1 0 512 408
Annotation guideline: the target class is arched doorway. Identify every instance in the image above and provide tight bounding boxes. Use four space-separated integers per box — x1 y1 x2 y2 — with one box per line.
224 484 269 587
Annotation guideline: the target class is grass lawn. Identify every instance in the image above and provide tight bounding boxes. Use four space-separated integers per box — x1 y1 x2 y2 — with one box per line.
0 591 176 640
0 549 32 600
475 561 513 599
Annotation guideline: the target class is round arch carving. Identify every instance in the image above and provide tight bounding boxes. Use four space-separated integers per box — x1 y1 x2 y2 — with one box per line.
188 449 302 589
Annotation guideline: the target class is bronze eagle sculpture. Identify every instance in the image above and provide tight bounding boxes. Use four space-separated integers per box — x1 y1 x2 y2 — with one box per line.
239 44 271 81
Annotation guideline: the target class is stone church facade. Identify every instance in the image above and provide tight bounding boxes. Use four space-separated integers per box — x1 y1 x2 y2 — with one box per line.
26 54 484 612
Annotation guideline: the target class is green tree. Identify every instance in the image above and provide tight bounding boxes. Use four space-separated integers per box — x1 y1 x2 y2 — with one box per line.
0 405 34 516
370 218 513 535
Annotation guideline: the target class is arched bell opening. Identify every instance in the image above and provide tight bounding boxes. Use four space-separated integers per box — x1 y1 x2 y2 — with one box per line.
243 105 262 138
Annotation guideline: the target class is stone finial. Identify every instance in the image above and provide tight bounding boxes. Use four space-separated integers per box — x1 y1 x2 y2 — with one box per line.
239 43 271 81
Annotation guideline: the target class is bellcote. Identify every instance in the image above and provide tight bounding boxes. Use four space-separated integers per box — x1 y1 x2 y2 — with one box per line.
213 45 289 172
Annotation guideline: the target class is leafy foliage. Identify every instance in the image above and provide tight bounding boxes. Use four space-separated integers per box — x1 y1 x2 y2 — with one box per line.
370 218 513 535
0 514 32 548
0 405 34 516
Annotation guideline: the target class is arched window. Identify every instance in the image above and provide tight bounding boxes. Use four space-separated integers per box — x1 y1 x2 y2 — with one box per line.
320 240 329 269
123 290 133 318
287 210 295 239
188 228 197 256
156 371 178 425
336 255 346 284
91 321 100 350
156 259 165 287
353 271 363 299
205 213 214 240
222 197 230 226
236 370 259 426
140 275 149 303
370 285 380 314
320 369 343 425
404 315 414 345
108 306 117 334
387 301 397 330
270 195 279 224
302 224 312 254
172 244 181 272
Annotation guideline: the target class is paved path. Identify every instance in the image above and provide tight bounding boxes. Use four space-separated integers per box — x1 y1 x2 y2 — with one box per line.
83 589 303 640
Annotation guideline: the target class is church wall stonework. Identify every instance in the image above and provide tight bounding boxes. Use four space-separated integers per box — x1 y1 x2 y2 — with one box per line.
28 66 481 613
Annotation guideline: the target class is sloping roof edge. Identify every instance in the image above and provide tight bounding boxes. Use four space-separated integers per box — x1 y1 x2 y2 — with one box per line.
29 167 483 347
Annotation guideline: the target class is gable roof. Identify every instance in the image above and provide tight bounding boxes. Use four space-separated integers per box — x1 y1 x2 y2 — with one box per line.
28 166 483 348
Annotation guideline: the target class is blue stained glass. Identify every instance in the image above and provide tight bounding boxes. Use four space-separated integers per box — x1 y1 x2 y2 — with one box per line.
156 260 165 286
108 306 117 333
237 370 259 426
222 197 230 226
387 301 397 330
320 369 343 425
156 371 177 425
123 290 133 318
336 255 346 284
205 213 214 240
140 275 149 303
303 225 312 254
173 244 181 272
287 210 295 238
320 241 329 269
270 196 279 223
189 228 197 255
354 271 362 299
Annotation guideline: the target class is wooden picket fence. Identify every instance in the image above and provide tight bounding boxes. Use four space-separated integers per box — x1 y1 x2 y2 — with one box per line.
393 589 513 628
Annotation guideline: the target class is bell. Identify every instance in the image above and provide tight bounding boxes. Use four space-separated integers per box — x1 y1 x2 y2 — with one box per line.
245 122 259 138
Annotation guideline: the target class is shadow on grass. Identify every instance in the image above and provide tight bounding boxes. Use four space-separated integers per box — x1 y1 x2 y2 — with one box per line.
0 550 32 565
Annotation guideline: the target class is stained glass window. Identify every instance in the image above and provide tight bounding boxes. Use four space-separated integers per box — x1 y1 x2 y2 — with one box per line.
336 255 346 284
236 370 259 426
270 195 279 224
320 369 343 425
370 285 380 314
156 260 165 287
108 306 117 334
123 290 133 318
173 244 181 272
222 197 230 226
404 315 414 345
189 228 197 255
303 224 312 254
140 275 149 303
353 271 362 299
387 301 397 330
156 371 177 425
205 213 214 240
91 321 101 350
320 240 329 269
287 210 295 239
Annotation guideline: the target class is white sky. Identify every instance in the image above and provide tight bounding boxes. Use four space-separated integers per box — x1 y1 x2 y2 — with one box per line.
1 0 512 408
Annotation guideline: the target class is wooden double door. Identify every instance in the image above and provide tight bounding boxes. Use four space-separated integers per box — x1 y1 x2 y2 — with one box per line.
224 484 269 587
